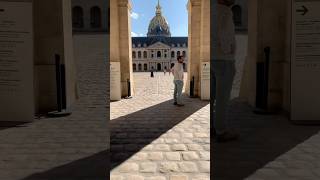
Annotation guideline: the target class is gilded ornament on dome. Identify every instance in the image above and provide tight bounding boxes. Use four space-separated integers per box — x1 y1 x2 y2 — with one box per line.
147 0 171 37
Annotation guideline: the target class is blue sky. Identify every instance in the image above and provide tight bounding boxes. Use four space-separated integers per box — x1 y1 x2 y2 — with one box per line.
130 0 188 37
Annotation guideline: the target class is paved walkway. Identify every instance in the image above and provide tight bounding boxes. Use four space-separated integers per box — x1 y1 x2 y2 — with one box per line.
212 98 320 180
0 34 108 179
110 72 210 180
247 131 320 180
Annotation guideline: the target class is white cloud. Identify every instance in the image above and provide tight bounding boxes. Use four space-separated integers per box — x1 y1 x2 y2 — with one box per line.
131 12 139 19
131 32 144 37
131 32 138 37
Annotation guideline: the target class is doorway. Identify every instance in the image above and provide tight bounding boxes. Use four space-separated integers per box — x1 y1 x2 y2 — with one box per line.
157 63 161 71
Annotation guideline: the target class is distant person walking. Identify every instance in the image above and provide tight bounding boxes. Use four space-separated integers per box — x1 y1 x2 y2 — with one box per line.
213 0 238 142
164 68 166 75
151 69 154 78
169 64 174 76
172 55 184 106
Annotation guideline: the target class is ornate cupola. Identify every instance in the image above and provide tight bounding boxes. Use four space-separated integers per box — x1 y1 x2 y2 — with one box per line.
147 0 171 37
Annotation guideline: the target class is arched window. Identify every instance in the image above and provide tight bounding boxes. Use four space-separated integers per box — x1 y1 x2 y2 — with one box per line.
143 51 147 58
90 6 102 28
157 51 161 58
177 51 181 57
183 51 186 57
138 51 142 58
133 64 136 71
171 51 175 58
132 51 136 58
232 5 242 26
72 6 84 28
138 64 142 71
144 64 147 71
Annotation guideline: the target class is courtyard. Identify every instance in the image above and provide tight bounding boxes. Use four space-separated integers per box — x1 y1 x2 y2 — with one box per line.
110 72 210 180
0 33 320 179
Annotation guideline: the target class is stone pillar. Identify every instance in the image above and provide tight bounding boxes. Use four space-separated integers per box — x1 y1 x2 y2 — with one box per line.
187 0 201 96
110 0 120 64
240 0 288 111
110 0 133 98
118 0 133 97
33 0 76 112
199 0 210 96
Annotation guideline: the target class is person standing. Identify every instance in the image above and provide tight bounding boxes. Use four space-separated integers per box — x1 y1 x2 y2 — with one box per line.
172 56 185 106
213 0 238 142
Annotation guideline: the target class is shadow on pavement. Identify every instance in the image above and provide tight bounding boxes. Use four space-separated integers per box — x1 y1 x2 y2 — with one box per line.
110 96 209 170
0 121 30 130
212 98 320 180
22 150 109 180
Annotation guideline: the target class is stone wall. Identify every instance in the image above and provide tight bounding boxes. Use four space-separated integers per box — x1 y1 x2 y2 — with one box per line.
71 0 108 33
240 0 291 112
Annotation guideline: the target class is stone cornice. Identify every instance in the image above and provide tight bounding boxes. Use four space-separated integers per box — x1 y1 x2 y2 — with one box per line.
118 0 132 10
190 0 201 6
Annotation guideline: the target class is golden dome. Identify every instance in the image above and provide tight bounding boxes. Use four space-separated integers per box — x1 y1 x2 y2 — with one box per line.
147 0 171 37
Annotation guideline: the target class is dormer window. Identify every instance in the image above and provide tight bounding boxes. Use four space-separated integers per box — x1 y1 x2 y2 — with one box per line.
138 44 141 47
172 44 175 47
133 44 135 48
144 43 147 47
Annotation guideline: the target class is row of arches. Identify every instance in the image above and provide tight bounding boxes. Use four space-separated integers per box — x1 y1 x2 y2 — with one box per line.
133 63 186 71
132 50 187 59
133 63 148 71
72 6 102 28
133 43 187 48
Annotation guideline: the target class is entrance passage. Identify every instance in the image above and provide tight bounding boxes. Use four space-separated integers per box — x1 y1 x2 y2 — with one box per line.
110 72 210 179
157 63 161 71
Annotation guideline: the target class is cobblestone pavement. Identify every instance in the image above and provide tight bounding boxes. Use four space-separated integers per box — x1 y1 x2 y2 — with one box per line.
110 72 210 180
0 34 108 179
213 99 320 180
247 132 320 180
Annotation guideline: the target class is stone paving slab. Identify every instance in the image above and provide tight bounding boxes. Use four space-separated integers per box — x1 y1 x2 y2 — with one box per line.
110 73 210 180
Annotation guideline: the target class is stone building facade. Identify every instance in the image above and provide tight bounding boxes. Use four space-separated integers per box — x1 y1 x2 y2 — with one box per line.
70 0 247 33
132 38 188 72
132 1 188 72
71 0 109 33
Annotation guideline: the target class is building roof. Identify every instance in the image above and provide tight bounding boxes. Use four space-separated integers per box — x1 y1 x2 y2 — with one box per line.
132 36 188 47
